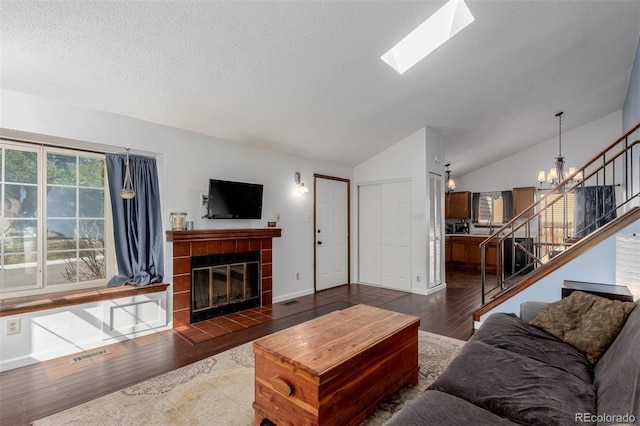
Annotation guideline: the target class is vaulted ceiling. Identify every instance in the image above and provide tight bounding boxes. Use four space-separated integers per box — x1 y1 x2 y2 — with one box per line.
1 1 639 177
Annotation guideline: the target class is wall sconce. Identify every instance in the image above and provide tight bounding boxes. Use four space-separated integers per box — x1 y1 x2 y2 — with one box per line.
445 163 456 194
295 172 309 194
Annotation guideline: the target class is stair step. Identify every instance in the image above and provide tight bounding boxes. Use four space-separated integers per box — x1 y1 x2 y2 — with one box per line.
565 236 582 245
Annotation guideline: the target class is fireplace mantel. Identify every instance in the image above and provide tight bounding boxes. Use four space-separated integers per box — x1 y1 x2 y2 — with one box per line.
166 227 281 328
166 228 281 242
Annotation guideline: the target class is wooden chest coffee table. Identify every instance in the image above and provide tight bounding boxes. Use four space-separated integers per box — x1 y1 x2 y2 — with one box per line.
253 304 420 425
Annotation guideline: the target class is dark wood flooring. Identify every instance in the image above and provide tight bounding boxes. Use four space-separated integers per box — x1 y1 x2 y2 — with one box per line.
1 269 483 426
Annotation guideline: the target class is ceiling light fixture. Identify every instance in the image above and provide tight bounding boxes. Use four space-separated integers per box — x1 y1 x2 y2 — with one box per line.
381 0 475 74
537 112 581 188
445 163 455 194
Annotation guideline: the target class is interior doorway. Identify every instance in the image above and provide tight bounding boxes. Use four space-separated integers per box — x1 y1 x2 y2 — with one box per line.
314 175 350 291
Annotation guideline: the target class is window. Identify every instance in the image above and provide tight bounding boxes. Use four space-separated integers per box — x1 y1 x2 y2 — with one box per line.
476 192 505 225
539 191 575 257
1 141 112 296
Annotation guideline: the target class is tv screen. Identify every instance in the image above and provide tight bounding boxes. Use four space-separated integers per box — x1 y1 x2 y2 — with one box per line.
206 179 263 219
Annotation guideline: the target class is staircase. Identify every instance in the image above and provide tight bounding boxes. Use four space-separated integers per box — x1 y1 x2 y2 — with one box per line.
476 122 640 311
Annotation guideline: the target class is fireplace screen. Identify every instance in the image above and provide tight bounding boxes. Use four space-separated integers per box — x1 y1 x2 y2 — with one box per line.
192 261 259 312
190 251 261 323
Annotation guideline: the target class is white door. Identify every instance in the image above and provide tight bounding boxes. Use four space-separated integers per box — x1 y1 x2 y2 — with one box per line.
358 185 381 285
315 177 349 291
428 174 443 289
380 182 411 291
358 181 411 291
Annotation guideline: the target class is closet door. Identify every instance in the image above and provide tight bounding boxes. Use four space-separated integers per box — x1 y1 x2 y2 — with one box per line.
380 181 411 291
358 184 381 285
358 181 411 291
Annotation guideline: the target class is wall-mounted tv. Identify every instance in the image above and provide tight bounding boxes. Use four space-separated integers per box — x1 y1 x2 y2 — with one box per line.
206 179 263 219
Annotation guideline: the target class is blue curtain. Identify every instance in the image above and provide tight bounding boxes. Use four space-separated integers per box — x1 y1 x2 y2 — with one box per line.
106 154 164 287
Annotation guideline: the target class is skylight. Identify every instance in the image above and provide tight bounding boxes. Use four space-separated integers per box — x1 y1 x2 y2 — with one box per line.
381 0 475 74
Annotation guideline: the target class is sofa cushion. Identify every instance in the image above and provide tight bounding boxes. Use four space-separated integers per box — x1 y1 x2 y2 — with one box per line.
472 312 592 383
384 390 518 426
529 291 636 363
428 340 596 426
593 301 640 425
520 300 549 323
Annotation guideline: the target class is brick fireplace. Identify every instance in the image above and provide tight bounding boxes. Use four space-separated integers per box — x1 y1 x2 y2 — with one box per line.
166 228 281 329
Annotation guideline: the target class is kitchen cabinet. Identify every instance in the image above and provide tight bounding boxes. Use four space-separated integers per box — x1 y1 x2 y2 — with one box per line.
450 239 468 263
445 191 471 219
445 235 497 272
512 186 536 217
445 236 451 262
467 236 497 268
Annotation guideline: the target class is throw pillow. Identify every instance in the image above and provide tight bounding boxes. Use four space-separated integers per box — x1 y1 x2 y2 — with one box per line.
529 291 636 363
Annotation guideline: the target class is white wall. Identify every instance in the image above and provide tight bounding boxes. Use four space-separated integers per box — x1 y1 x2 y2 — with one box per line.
622 36 640 200
456 111 623 192
353 127 446 295
479 219 640 323
622 35 640 132
0 89 351 369
1 89 351 300
0 292 167 371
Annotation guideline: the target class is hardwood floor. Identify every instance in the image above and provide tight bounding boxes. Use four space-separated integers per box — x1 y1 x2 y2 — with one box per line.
1 270 484 426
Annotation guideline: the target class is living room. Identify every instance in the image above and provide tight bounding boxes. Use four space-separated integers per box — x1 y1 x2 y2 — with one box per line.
1 1 640 424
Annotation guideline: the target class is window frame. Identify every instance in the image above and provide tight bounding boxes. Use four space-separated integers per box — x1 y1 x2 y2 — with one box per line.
474 191 505 226
0 140 114 298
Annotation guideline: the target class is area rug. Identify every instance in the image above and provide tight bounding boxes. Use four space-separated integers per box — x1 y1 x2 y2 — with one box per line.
33 331 465 426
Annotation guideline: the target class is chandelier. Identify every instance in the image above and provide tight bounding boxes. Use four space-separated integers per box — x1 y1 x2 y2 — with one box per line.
537 112 581 187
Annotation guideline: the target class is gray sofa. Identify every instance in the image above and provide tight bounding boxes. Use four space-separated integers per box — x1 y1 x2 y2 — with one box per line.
386 299 640 425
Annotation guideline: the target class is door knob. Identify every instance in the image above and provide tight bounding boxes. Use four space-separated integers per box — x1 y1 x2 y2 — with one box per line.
318 241 322 245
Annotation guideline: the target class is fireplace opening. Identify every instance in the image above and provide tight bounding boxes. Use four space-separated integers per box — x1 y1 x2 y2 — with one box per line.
190 251 261 323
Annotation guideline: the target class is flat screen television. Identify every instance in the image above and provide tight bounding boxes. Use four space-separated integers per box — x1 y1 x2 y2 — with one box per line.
206 179 263 219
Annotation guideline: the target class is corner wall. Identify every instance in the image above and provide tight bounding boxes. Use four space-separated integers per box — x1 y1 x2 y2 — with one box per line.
352 127 446 294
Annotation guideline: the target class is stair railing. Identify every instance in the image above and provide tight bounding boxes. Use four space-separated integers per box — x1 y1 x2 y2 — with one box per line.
480 122 640 304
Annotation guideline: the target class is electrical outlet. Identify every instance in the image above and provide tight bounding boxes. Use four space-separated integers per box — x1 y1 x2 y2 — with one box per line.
7 318 20 335
200 194 208 208
275 213 281 222
416 275 421 282
295 272 300 280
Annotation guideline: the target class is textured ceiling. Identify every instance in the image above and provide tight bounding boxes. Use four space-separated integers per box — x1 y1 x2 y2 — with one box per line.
1 1 639 177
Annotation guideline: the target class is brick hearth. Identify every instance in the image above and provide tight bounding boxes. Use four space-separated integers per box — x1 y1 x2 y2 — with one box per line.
166 228 282 329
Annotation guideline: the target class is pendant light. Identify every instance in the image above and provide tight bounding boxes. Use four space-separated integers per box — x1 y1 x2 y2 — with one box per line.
445 163 455 194
537 112 581 187
120 148 135 199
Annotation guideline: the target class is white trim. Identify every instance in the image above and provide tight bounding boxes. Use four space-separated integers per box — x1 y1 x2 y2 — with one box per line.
272 288 314 304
